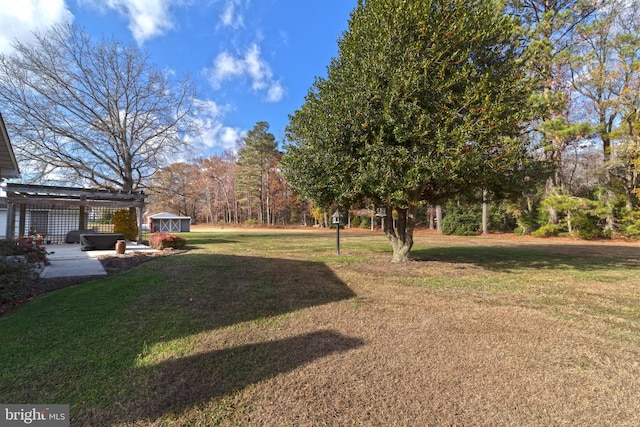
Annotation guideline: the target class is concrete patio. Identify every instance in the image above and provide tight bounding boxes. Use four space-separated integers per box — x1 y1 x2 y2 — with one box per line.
40 242 159 278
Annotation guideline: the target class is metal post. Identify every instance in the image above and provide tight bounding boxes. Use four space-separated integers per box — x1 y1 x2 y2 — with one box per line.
336 220 340 255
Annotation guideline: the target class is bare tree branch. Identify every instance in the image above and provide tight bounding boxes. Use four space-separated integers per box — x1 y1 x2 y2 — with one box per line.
0 22 197 191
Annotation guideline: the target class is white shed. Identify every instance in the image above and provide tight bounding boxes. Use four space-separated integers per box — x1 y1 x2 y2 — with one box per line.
149 212 191 232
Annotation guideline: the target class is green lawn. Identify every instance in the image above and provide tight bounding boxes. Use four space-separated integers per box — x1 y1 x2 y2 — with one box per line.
2 229 640 425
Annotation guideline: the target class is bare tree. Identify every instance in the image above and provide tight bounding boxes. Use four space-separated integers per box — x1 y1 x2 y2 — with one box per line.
0 22 197 191
148 162 201 217
198 155 239 224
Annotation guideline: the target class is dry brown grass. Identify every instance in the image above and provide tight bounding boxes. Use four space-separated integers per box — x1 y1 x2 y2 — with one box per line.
5 228 640 426
106 230 640 426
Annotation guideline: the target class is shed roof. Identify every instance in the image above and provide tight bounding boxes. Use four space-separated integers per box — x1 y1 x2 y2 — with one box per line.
149 212 191 219
0 113 20 179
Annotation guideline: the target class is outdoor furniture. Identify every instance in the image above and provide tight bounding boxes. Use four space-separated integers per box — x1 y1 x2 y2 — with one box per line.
65 229 96 243
80 233 125 251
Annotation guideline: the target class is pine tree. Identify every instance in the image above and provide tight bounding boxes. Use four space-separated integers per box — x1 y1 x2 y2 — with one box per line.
237 122 279 224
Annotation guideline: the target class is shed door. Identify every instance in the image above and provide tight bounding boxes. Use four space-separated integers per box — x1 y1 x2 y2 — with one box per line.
159 219 180 232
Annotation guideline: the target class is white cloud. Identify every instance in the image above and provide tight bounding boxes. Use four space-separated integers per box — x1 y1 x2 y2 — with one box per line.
207 43 285 102
0 0 73 54
190 99 245 152
80 0 180 45
220 0 244 29
266 82 284 103
209 52 245 88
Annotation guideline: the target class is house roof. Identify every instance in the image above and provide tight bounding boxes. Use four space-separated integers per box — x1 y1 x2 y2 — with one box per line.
0 113 20 179
149 212 191 219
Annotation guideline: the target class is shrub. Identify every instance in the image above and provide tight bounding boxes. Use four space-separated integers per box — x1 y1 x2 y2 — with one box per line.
572 214 608 240
112 209 139 241
0 238 48 304
148 232 186 250
0 238 50 264
531 223 563 237
100 210 113 225
620 209 640 239
441 205 481 236
0 257 37 304
351 216 361 228
514 226 528 236
360 216 371 229
488 201 517 232
245 219 258 227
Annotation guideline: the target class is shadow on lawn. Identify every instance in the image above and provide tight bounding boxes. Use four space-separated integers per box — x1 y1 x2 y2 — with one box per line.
105 253 360 424
140 253 357 331
411 244 640 272
0 252 360 426
127 330 365 423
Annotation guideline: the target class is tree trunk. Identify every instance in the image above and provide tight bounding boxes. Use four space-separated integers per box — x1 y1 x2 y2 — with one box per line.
428 205 435 230
482 189 489 235
625 163 637 210
546 177 558 224
436 205 443 234
567 209 573 236
384 205 417 263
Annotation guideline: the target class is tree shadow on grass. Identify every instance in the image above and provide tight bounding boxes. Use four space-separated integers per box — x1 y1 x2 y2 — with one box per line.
121 330 365 423
181 237 240 250
135 253 357 332
411 244 640 272
0 253 359 425
115 253 359 423
107 254 360 422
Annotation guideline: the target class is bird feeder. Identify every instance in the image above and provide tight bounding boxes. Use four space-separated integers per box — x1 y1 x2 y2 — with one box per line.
332 210 342 254
332 210 342 224
375 206 387 217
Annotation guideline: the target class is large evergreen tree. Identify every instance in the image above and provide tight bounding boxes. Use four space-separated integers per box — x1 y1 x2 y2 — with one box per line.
283 0 538 262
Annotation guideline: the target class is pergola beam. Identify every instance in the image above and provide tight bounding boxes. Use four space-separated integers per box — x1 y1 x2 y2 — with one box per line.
3 183 147 243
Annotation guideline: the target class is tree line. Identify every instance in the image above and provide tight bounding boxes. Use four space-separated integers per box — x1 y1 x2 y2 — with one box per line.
147 121 310 226
148 0 640 251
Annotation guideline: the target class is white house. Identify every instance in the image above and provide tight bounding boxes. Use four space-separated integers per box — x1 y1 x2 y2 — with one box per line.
0 112 20 239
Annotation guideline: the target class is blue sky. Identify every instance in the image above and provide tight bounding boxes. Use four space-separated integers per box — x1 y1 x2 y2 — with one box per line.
0 0 356 157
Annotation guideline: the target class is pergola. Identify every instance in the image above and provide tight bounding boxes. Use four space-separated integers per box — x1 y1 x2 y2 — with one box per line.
4 183 147 244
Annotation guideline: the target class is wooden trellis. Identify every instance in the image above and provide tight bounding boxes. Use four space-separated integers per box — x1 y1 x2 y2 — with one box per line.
4 184 146 244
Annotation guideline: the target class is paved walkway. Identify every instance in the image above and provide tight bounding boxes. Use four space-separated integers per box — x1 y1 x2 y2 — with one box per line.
41 242 158 278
